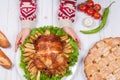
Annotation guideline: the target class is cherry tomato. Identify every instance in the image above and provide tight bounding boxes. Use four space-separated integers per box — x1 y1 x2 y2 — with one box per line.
78 3 88 12
94 4 101 11
86 8 95 16
86 0 94 7
93 12 101 19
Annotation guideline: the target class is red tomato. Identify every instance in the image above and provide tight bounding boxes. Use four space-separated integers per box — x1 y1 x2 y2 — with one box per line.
93 12 101 19
94 4 101 11
86 0 94 7
86 8 95 16
78 3 88 12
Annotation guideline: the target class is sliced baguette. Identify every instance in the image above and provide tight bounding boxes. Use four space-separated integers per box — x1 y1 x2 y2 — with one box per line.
0 49 12 69
0 31 10 48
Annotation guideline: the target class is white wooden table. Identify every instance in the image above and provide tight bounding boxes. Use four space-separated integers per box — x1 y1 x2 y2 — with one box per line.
0 0 120 80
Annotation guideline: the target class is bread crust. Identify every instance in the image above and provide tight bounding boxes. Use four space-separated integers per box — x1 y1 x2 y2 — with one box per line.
0 31 10 48
0 49 12 69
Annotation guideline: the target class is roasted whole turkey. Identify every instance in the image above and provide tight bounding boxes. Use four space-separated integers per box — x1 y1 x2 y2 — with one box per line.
22 30 74 79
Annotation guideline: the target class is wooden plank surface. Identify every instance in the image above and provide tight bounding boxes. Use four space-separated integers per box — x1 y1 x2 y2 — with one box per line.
0 0 120 80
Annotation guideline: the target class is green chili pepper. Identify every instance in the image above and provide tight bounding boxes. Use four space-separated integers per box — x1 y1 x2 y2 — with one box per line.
80 1 115 34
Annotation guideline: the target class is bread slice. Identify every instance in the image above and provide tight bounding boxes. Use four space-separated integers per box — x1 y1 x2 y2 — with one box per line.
0 31 10 48
0 49 12 69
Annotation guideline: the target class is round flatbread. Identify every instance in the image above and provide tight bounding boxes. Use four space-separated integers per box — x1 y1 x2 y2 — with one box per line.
85 37 120 80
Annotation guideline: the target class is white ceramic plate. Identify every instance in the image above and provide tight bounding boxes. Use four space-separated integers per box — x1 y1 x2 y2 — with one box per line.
15 49 81 80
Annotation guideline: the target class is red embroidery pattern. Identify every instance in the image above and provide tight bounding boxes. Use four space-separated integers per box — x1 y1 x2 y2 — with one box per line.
58 0 77 22
20 0 37 21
